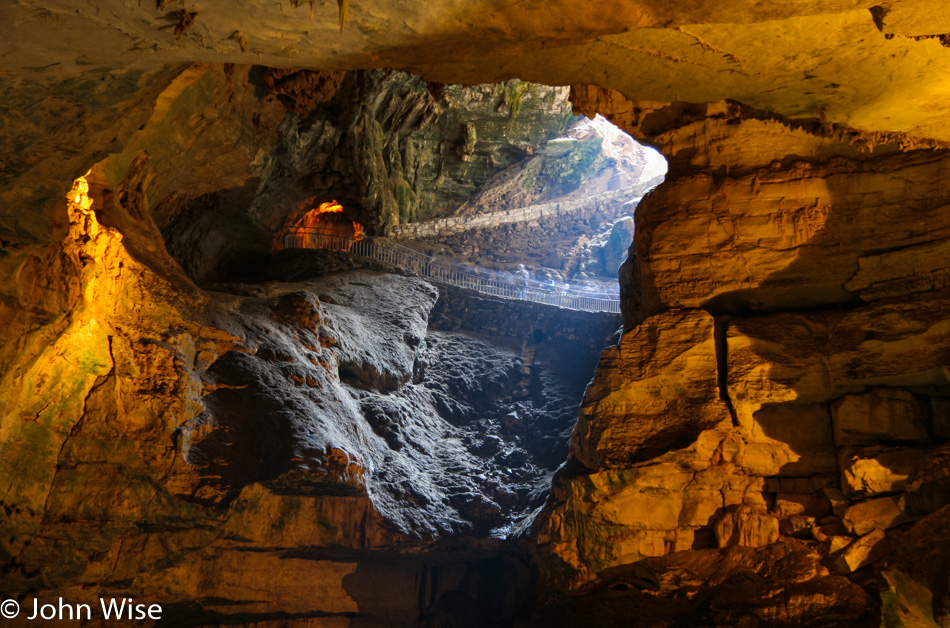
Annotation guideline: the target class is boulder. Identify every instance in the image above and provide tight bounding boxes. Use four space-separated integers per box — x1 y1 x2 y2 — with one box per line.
832 529 889 574
842 495 913 536
841 447 921 496
715 505 779 548
571 309 731 469
779 515 815 537
832 389 929 446
534 425 770 576
829 536 853 553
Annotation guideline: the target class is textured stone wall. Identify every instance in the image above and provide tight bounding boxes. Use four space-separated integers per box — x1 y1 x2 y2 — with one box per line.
430 284 620 349
531 88 950 625
150 68 574 282
246 71 573 236
391 176 662 240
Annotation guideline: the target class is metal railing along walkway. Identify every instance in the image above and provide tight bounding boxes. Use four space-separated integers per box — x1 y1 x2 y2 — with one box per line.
278 231 621 313
389 175 664 240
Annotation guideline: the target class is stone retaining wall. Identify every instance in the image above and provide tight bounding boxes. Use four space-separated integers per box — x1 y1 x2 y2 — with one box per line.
390 176 664 239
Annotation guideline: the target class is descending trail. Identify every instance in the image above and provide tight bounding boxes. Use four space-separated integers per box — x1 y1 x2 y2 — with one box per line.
389 176 664 240
278 233 622 313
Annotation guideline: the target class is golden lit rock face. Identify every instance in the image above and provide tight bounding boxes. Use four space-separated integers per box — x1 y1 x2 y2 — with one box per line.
0 170 205 566
536 85 950 621
6 0 950 142
570 309 729 470
0 168 407 607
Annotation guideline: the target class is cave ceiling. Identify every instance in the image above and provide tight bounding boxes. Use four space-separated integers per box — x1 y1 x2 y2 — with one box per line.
3 0 950 256
3 0 950 142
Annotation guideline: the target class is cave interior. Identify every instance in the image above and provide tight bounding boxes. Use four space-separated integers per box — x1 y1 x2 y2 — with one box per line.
3 1 950 626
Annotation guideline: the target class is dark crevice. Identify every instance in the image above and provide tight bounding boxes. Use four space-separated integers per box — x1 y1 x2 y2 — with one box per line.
712 316 739 427
869 6 887 32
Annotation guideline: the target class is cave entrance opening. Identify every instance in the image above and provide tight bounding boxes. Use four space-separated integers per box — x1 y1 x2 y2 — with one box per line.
260 80 667 314
144 67 669 540
240 72 670 538
380 106 668 313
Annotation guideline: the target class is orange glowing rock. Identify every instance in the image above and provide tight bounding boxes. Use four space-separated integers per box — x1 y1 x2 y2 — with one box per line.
316 200 343 214
68 173 94 213
273 200 365 252
296 200 345 230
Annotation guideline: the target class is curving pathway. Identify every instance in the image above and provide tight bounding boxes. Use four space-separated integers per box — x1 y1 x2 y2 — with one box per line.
279 232 622 313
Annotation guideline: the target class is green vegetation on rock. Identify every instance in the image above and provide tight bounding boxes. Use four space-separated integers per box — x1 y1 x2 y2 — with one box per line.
504 79 530 118
519 138 605 197
393 177 416 223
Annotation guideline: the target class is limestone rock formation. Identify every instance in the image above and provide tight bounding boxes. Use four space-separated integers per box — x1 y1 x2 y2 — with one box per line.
247 72 572 235
0 182 607 618
532 88 950 624
5 0 950 625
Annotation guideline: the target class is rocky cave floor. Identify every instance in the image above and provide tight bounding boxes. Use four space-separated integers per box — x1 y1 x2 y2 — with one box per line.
168 258 632 627
203 264 603 540
167 253 950 628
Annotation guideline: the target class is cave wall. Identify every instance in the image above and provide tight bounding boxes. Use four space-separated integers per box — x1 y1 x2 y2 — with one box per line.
152 68 572 282
531 88 950 625
0 179 599 621
245 71 572 232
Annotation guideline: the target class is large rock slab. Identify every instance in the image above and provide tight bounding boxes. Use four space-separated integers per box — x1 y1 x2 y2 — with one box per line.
841 447 921 497
842 495 913 536
535 433 769 580
570 309 731 470
832 529 889 575
623 109 950 315
832 389 929 445
727 289 950 412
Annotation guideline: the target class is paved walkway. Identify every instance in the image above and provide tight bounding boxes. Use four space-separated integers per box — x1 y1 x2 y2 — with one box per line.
278 233 621 313
389 175 664 239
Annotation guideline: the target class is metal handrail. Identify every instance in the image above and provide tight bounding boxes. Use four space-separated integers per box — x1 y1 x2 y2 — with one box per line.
278 231 621 313
389 175 664 239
